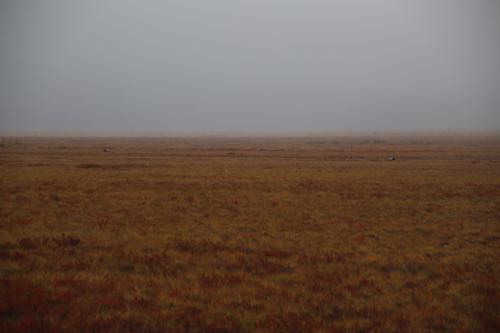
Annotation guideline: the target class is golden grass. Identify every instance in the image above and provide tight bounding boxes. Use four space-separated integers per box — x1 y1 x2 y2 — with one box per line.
1 135 499 332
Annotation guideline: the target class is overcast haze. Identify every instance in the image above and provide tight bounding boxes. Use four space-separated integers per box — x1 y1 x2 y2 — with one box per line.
1 0 499 134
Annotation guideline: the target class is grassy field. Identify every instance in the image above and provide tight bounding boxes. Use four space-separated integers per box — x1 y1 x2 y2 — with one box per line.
1 134 499 332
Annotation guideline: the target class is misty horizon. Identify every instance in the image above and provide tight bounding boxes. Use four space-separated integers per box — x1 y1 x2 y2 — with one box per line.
1 0 499 134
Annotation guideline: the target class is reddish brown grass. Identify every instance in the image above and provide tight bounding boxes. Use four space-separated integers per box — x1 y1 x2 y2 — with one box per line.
1 134 499 332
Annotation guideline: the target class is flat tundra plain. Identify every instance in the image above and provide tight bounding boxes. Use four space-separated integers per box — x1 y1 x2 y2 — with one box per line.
1 135 499 332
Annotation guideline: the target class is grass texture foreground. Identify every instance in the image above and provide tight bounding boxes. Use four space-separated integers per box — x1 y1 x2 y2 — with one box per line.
1 135 499 332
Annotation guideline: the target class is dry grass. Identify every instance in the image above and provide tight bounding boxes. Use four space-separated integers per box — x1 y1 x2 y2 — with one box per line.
1 134 499 332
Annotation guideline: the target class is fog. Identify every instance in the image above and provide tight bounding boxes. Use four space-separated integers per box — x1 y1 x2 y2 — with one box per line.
1 0 499 134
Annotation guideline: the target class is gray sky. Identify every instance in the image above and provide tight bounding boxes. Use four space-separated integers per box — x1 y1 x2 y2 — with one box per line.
1 0 499 134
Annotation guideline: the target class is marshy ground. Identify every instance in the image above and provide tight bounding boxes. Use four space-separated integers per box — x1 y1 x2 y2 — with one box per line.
1 134 499 332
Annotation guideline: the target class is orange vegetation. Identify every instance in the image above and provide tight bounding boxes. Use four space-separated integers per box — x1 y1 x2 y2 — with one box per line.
1 134 499 332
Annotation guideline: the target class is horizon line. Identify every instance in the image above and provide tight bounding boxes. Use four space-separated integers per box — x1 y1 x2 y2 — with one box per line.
1 128 500 138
